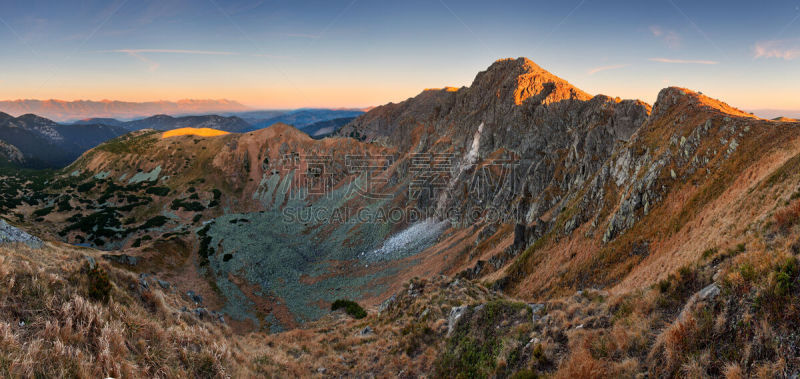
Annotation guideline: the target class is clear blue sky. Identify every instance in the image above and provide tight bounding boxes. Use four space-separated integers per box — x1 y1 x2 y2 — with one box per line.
0 0 798 112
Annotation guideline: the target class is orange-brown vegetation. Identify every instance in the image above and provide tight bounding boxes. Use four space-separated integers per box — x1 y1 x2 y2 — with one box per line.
774 199 800 232
0 243 249 377
162 127 230 139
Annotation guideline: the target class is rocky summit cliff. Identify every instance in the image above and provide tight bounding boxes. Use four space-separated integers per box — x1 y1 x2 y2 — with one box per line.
2 57 800 377
339 58 650 226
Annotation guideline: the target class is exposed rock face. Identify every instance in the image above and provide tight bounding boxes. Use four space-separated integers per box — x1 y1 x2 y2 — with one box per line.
339 57 651 232
580 87 764 243
0 140 24 164
0 219 43 248
336 58 800 299
447 305 468 336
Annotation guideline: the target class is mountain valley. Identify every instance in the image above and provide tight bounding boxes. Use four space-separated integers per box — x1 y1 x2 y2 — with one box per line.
1 57 800 377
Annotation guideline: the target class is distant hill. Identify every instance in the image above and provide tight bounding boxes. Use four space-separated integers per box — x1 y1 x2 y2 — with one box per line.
72 118 126 127
301 116 357 138
0 112 128 168
242 108 364 132
0 110 356 168
119 114 251 132
54 123 132 152
221 110 289 125
0 99 249 122
748 108 800 119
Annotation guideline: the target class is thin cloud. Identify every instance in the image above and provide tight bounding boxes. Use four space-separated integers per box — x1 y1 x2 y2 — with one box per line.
753 39 800 60
109 50 159 72
588 64 629 75
649 25 680 49
108 49 237 55
649 57 719 65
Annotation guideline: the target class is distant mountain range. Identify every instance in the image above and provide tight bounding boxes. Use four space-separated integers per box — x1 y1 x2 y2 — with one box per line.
301 117 358 138
0 108 364 168
105 114 251 132
0 113 258 168
0 113 129 168
0 99 250 122
73 109 365 136
220 110 289 125
746 108 800 120
241 108 364 132
76 110 363 134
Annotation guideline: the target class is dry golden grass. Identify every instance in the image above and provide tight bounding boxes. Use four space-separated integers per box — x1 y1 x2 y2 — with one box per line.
723 362 744 379
161 128 230 139
774 199 800 231
1 225 798 378
554 348 608 378
0 242 256 378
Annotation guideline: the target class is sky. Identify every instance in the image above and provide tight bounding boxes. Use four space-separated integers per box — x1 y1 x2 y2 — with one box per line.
0 0 799 114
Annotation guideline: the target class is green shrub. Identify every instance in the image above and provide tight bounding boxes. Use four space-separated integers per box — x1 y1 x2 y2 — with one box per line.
701 247 718 260
139 216 169 229
56 197 73 212
32 206 54 218
197 224 215 266
655 264 709 313
510 369 538 379
145 186 170 196
171 198 206 212
209 189 222 207
331 299 367 319
775 256 798 297
87 267 112 302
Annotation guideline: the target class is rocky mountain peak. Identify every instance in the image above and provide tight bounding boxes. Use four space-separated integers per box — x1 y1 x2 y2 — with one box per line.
651 86 757 120
472 57 592 106
16 113 58 125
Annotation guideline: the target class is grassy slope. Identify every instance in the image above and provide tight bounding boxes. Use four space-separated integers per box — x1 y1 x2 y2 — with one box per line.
0 242 252 377
503 89 800 301
1 206 799 377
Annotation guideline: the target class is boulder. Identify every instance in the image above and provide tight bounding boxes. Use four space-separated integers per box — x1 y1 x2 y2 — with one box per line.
447 305 469 336
0 220 43 248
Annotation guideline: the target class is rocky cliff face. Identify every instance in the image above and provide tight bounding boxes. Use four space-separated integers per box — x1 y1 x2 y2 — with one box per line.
340 57 651 233
0 140 24 165
340 58 800 301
